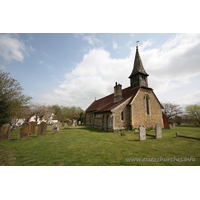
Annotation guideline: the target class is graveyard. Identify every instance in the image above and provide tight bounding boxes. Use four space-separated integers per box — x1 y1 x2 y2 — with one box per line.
0 124 200 166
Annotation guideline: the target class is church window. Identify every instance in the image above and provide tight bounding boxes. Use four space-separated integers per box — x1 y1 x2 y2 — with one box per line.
121 111 124 120
146 96 149 115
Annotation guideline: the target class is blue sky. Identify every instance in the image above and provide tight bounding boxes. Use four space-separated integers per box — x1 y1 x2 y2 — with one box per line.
1 33 200 111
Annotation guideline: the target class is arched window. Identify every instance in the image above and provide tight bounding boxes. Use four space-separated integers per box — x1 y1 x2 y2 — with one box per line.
121 111 124 120
145 95 150 115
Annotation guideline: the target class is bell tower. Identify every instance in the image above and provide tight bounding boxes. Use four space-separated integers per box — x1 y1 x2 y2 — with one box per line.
129 42 149 89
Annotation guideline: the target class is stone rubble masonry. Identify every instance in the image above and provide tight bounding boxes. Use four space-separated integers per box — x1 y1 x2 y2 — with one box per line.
0 124 11 141
131 88 163 129
19 122 30 138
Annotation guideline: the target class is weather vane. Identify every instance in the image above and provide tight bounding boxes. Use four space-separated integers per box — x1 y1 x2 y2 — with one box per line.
136 41 139 46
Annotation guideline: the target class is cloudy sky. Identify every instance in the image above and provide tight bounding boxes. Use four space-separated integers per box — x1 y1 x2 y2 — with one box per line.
0 33 200 110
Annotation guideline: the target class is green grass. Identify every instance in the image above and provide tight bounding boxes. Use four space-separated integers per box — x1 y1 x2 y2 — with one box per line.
0 125 200 166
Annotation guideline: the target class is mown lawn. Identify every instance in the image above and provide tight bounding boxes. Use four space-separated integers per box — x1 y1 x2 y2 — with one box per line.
0 125 199 166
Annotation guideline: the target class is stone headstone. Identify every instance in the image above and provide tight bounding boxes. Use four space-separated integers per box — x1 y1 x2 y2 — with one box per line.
62 122 65 127
56 122 60 131
155 123 162 139
78 121 81 125
173 123 176 128
176 132 179 137
29 121 36 135
139 124 146 141
37 122 47 137
52 123 57 130
68 121 71 126
169 124 172 128
72 119 77 126
19 122 30 138
0 124 11 140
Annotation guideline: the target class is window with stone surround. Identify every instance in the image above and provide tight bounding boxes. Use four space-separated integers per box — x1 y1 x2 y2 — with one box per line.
121 111 124 121
145 94 150 115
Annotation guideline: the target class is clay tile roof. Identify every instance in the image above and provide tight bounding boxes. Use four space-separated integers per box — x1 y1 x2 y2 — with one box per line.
86 86 140 113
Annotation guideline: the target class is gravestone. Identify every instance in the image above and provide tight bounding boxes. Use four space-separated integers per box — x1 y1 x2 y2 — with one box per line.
139 124 146 141
52 123 58 131
72 119 77 126
53 122 60 134
169 124 172 128
78 121 81 125
29 121 36 135
37 122 47 136
62 122 65 127
173 123 176 128
19 122 30 138
68 121 71 126
176 132 179 137
155 123 162 139
0 124 11 140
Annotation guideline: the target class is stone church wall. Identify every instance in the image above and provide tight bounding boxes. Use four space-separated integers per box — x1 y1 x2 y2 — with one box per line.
112 99 131 130
132 88 163 128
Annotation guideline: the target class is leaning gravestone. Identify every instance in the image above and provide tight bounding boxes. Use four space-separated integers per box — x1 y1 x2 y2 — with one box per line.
0 124 12 141
29 121 36 135
155 123 162 139
19 122 30 139
139 124 146 141
37 122 47 137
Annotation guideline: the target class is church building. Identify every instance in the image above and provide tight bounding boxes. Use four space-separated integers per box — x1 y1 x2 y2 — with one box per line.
85 45 165 131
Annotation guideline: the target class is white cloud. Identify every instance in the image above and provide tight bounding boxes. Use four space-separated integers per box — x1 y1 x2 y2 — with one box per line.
0 34 26 62
139 33 200 94
43 52 49 57
38 60 54 70
112 41 119 50
83 34 101 46
38 33 200 110
29 45 35 52
174 90 200 108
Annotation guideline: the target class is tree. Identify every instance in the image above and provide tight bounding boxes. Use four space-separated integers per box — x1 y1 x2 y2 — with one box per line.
79 112 85 123
185 104 200 126
0 70 32 123
174 115 183 125
50 104 62 121
27 103 52 123
50 105 84 122
0 93 11 126
162 102 183 122
73 113 80 120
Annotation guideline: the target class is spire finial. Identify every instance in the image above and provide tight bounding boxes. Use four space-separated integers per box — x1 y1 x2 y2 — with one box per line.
136 41 139 49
